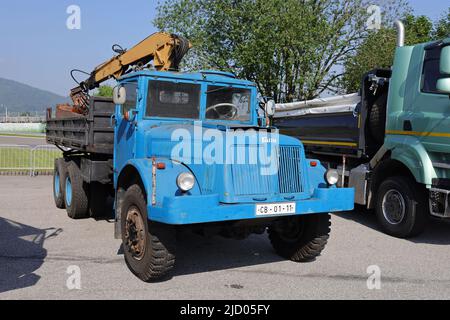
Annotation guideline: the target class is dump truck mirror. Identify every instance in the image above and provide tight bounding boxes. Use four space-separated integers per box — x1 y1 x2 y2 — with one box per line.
265 100 276 117
437 78 450 94
113 86 127 105
440 46 450 75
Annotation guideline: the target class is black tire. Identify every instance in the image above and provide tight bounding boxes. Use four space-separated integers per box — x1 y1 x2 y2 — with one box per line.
53 158 67 209
89 182 114 219
268 214 331 262
121 184 176 282
375 176 428 238
65 161 90 219
369 93 387 144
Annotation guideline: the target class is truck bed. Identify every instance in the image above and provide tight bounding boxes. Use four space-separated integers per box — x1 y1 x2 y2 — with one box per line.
46 97 115 155
274 69 391 161
274 94 363 158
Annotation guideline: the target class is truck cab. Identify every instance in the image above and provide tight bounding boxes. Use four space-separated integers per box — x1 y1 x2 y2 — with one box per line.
110 70 353 280
273 24 450 239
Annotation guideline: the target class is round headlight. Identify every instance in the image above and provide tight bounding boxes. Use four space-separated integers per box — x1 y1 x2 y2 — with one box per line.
177 172 195 192
326 169 339 185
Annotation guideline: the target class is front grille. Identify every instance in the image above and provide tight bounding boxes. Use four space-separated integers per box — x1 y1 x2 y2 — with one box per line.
231 145 275 196
230 145 303 196
278 146 303 194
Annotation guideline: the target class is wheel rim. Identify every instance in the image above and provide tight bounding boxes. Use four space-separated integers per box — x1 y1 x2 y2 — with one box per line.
382 189 406 225
65 177 72 207
125 205 146 261
54 172 60 198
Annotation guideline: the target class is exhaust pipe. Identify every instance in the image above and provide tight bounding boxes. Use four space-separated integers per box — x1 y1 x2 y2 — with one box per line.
394 20 405 47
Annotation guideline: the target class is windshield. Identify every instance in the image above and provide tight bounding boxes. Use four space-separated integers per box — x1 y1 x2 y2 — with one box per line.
205 86 251 122
146 80 201 119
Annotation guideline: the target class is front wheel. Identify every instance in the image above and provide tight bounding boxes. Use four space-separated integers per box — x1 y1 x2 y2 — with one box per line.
375 176 428 238
121 184 176 282
268 214 331 262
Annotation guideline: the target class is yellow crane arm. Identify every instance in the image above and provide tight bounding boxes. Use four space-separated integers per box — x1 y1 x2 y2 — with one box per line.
81 32 192 90
69 32 191 114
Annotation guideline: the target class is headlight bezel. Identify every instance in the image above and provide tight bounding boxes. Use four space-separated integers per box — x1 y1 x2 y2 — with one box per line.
176 172 195 192
326 169 339 185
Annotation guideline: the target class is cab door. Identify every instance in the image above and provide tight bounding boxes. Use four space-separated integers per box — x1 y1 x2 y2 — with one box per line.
409 44 450 154
114 81 139 176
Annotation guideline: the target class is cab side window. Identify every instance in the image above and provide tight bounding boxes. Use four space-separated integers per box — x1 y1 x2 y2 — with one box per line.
122 82 138 116
422 46 443 94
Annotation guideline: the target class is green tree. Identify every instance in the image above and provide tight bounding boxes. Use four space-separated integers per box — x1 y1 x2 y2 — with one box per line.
155 0 408 102
433 8 450 39
342 14 434 93
96 85 114 98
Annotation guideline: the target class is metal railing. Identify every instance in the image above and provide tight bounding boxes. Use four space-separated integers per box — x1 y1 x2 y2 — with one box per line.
0 144 61 176
0 112 46 123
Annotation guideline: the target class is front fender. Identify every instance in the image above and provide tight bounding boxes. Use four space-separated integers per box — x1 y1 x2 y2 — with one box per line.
384 135 436 186
122 158 202 208
306 159 328 193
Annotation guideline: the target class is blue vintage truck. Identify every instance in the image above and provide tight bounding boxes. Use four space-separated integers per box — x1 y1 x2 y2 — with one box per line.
46 33 354 281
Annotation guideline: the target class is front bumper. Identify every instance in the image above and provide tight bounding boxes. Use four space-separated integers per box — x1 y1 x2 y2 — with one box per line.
149 187 354 225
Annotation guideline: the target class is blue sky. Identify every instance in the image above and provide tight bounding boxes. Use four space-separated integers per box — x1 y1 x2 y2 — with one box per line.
0 0 447 96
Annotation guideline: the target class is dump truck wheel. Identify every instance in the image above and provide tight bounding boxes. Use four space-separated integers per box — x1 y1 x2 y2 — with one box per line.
268 214 331 262
53 158 67 209
375 176 428 238
369 93 387 144
89 182 114 219
121 184 176 282
65 161 89 219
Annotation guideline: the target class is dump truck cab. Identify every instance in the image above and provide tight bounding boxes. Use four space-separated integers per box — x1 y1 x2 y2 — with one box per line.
113 70 354 225
107 69 354 280
385 39 450 186
48 69 354 282
47 31 353 282
273 26 450 239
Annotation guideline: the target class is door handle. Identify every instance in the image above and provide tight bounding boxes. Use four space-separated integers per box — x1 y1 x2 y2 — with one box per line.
110 114 117 127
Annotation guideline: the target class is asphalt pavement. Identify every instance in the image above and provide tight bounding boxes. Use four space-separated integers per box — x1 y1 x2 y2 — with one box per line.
0 134 47 147
0 176 449 300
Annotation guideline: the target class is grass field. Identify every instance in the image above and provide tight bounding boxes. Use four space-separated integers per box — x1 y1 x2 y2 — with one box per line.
0 146 61 172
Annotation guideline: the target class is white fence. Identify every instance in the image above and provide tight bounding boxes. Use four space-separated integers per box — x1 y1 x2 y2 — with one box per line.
0 144 61 176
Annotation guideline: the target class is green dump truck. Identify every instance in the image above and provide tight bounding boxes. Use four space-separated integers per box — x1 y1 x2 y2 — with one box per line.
274 21 450 238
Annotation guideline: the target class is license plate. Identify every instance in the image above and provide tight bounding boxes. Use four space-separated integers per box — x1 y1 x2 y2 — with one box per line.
255 202 296 216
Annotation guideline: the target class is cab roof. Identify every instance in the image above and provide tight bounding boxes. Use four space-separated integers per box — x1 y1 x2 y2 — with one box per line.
119 69 256 87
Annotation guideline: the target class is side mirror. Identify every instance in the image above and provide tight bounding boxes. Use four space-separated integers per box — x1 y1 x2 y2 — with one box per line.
437 78 450 94
265 100 276 117
440 46 450 75
437 46 450 94
113 86 127 105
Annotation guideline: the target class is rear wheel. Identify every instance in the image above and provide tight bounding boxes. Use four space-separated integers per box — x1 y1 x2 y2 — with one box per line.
121 184 176 282
375 176 428 238
268 214 331 262
53 158 67 209
65 161 89 219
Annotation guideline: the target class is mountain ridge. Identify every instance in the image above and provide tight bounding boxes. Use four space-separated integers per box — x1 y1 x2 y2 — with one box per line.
0 77 69 113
